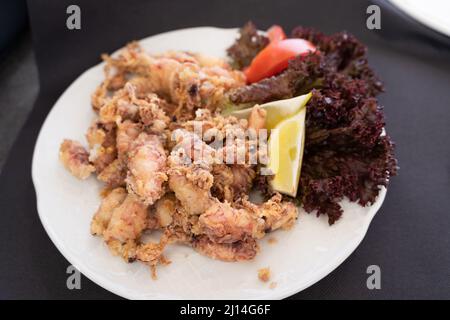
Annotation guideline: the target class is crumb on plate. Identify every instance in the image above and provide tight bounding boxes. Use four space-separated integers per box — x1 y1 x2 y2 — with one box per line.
258 267 271 282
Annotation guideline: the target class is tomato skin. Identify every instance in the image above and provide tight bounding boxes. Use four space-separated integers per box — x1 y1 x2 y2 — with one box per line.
267 25 286 42
244 39 316 83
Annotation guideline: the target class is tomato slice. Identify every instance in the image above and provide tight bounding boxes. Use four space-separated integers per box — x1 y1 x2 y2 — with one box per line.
267 25 286 43
244 39 316 84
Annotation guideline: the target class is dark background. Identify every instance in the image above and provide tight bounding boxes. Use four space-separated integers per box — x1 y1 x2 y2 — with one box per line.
0 0 449 299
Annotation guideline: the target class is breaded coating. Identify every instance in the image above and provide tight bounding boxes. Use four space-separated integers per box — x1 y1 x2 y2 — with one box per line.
153 193 177 227
198 194 297 244
107 239 138 262
182 109 249 139
168 171 213 216
169 129 217 168
138 93 171 133
136 236 170 279
103 194 148 243
126 133 168 205
116 120 142 162
98 88 129 123
168 206 201 239
59 139 95 179
97 159 126 188
91 81 108 112
167 129 216 215
91 187 127 236
230 165 256 195
212 164 255 201
193 236 259 261
211 165 234 201
242 193 298 232
86 121 117 173
199 200 265 243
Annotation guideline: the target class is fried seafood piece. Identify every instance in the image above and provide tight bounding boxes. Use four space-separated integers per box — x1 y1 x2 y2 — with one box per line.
91 188 127 236
59 139 95 179
116 120 142 162
126 132 168 205
117 81 171 134
114 82 147 122
106 72 127 91
97 87 129 123
198 194 298 244
103 43 245 113
86 121 116 149
108 213 171 269
168 168 213 216
126 76 155 98
107 239 139 262
242 193 298 232
193 236 259 262
91 59 132 112
187 110 258 166
145 212 160 230
91 80 109 112
210 165 234 202
168 128 257 212
136 231 171 279
166 204 202 240
154 51 198 64
198 200 265 243
156 51 228 69
153 193 177 227
211 164 256 202
89 189 142 264
178 112 257 201
103 194 148 243
86 121 117 173
138 93 171 134
96 82 145 123
167 129 217 214
98 82 169 125
115 98 140 123
169 129 217 168
136 242 170 279
97 159 126 188
91 62 122 112
230 165 256 194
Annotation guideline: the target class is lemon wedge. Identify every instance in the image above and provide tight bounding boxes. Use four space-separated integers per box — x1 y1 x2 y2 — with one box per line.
267 107 306 197
229 92 311 130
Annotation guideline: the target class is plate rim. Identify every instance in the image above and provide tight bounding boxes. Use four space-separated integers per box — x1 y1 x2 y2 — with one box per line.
387 0 450 38
32 26 387 300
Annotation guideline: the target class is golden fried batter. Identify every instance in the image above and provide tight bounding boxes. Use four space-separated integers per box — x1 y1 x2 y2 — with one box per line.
59 139 95 179
193 236 259 262
91 187 127 236
103 194 148 243
126 133 168 205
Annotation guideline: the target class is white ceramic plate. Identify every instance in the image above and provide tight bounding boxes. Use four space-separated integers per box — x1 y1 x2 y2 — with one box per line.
32 27 386 300
388 0 450 37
